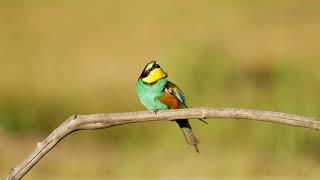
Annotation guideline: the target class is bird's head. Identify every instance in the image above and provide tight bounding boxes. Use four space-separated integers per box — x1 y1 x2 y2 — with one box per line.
139 61 167 84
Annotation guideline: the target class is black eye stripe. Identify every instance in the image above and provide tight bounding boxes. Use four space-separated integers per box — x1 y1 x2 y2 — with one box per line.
150 64 160 71
142 63 161 78
147 64 159 72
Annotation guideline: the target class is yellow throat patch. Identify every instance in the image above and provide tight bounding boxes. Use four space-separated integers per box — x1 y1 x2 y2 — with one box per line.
142 68 167 84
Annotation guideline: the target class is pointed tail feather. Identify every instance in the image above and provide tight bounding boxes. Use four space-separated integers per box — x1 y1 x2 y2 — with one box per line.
180 127 200 152
176 119 200 153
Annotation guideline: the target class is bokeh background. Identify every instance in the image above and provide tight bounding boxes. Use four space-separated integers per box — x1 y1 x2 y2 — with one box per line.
1 0 320 179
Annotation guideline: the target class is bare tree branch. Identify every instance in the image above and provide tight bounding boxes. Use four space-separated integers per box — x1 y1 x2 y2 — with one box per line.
6 107 320 180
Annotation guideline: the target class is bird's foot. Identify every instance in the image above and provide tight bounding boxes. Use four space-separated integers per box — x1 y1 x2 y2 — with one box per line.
150 109 159 115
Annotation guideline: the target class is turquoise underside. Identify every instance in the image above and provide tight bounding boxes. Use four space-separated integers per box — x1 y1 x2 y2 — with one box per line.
137 78 169 110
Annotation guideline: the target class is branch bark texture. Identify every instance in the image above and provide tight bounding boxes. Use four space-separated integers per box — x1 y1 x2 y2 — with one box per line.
6 107 320 180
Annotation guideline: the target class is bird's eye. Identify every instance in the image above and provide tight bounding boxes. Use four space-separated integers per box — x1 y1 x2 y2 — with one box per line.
156 64 160 68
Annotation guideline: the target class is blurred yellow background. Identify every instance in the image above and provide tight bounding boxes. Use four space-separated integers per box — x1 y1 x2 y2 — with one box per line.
1 0 320 179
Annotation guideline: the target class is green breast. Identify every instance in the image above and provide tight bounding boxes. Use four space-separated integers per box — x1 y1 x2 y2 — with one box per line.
137 78 169 110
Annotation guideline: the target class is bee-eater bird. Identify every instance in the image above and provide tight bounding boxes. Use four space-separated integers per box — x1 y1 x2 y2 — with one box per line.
137 61 200 152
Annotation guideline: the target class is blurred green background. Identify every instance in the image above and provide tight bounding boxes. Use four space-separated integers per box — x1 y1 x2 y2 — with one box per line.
1 0 320 179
